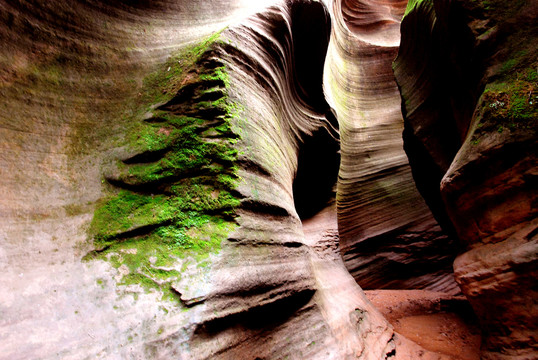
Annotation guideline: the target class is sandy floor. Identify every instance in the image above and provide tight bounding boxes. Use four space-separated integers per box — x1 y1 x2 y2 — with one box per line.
365 290 481 360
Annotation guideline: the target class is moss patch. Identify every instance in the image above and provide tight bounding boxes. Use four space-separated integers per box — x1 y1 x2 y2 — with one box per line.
85 32 242 302
468 0 537 143
472 67 537 142
404 0 431 17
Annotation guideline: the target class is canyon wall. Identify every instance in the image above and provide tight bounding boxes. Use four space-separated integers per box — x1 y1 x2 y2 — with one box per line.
2 0 536 358
324 0 459 293
0 1 397 358
394 0 537 358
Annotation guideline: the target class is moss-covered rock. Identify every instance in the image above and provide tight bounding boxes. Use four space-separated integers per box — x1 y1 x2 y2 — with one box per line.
85 34 242 299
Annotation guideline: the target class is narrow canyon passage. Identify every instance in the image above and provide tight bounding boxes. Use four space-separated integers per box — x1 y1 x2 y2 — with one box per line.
295 137 481 360
1 0 535 359
318 0 484 358
325 0 461 294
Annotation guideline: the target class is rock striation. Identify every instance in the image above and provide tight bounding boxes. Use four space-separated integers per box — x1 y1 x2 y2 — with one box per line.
394 0 538 358
0 0 409 358
5 0 535 358
324 0 460 293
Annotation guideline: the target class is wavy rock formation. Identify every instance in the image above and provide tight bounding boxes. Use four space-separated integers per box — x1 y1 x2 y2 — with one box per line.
324 0 459 293
7 0 534 358
165 3 394 357
0 1 407 358
394 0 537 358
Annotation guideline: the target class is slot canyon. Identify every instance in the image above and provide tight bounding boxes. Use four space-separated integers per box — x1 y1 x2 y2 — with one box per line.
0 0 536 359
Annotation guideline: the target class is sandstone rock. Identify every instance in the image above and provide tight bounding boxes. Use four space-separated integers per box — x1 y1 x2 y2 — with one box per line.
395 0 538 357
0 1 403 358
1 0 505 358
324 0 459 293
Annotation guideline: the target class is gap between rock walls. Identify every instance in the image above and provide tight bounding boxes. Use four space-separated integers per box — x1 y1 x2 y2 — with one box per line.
85 0 483 358
2 0 535 359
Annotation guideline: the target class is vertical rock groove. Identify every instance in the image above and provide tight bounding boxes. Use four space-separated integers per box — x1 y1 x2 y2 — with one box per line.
324 0 459 292
0 1 399 358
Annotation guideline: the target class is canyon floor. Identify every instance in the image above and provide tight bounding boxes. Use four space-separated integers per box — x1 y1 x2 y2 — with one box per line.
365 290 481 360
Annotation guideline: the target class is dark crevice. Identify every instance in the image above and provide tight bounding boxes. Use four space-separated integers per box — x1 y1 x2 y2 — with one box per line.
121 148 170 164
226 238 304 247
396 0 482 241
402 125 458 238
440 297 479 321
105 171 239 197
193 289 315 335
199 57 226 70
236 158 272 177
184 106 227 120
287 1 339 221
293 127 340 220
143 116 167 124
525 225 538 241
105 171 211 193
196 89 225 103
158 79 226 111
282 241 303 248
192 117 226 131
85 220 173 258
240 199 292 218
385 348 396 359
105 220 172 242
289 0 332 113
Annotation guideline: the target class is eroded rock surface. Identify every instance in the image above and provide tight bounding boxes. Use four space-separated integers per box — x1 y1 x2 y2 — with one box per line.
5 0 534 358
324 0 459 293
0 1 402 359
395 0 538 358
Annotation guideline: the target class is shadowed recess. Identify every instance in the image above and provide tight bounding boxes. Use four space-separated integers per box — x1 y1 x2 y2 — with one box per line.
325 0 460 293
288 1 340 220
293 118 340 220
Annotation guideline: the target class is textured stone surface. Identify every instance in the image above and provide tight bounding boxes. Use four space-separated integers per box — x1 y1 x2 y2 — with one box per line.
6 0 527 358
0 1 408 359
324 0 459 293
395 0 538 358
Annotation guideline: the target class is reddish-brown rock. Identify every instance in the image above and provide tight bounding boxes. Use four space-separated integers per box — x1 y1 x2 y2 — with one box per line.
395 0 538 358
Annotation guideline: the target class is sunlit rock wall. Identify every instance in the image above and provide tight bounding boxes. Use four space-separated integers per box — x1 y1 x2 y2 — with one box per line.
394 0 537 358
0 1 401 358
323 0 459 293
178 3 393 357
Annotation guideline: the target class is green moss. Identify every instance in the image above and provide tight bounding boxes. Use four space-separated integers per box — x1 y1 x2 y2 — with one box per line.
472 72 537 144
90 215 236 300
90 191 172 246
140 31 224 105
199 66 230 88
526 68 538 82
404 0 431 17
86 31 241 302
483 75 537 122
471 0 537 142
